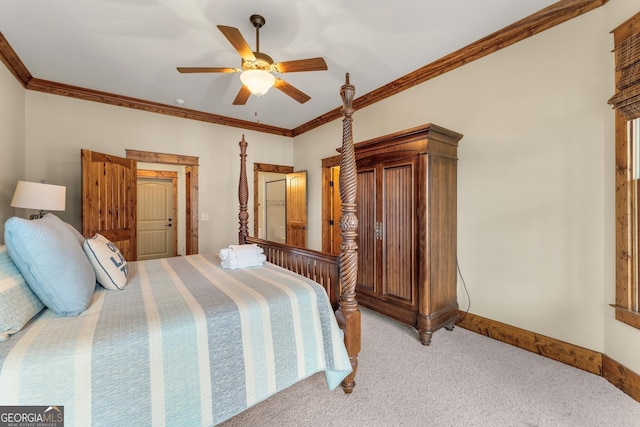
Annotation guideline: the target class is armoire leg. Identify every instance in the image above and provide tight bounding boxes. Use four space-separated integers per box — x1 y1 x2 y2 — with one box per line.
419 330 432 346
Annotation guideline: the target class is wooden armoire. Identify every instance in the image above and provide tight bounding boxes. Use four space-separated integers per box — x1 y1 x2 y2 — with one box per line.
350 123 463 345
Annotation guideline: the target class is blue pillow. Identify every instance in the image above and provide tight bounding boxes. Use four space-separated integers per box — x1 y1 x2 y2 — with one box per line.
0 245 44 341
4 214 96 316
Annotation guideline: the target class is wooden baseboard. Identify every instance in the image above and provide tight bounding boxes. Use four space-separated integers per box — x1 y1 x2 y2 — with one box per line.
603 355 640 402
456 311 602 374
457 311 640 403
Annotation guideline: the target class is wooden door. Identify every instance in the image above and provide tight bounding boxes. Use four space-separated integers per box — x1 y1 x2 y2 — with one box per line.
81 149 137 261
286 170 307 247
137 178 175 260
330 166 342 255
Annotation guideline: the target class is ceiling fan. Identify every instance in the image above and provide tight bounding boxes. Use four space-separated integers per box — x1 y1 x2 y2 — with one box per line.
177 14 328 105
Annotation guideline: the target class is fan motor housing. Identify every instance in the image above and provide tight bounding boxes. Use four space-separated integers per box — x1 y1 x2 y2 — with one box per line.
242 52 275 71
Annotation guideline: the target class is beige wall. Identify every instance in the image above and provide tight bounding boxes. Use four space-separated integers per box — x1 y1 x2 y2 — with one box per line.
22 92 293 254
294 1 640 375
0 64 25 242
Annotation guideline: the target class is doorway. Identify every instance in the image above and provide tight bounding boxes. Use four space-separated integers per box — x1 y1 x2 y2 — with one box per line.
126 149 199 255
253 163 308 248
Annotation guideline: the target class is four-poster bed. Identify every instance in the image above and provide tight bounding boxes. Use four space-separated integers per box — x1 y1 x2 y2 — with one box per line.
0 75 360 425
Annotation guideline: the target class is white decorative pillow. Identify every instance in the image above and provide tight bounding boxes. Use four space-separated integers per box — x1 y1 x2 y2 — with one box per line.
4 214 96 317
83 234 129 290
0 245 44 341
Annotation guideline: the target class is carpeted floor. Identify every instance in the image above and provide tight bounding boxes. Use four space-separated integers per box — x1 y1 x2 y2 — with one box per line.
219 307 640 427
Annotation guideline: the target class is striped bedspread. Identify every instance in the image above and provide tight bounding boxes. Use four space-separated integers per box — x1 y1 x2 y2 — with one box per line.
0 253 352 426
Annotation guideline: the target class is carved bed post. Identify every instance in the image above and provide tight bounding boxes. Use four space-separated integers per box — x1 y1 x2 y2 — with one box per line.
238 135 249 245
335 73 361 394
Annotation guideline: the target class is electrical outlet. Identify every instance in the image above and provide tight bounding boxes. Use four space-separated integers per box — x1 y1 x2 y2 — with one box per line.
200 213 210 221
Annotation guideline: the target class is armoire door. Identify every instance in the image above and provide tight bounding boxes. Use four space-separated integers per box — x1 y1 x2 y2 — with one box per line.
356 166 377 294
356 156 418 321
380 159 416 308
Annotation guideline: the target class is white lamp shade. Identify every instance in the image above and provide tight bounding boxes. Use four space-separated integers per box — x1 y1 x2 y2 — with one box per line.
240 69 276 96
11 180 66 211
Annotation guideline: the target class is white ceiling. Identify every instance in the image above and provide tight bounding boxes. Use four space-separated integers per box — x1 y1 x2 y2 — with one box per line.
0 0 557 130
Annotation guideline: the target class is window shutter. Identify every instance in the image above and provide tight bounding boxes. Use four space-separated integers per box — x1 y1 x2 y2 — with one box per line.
609 33 640 120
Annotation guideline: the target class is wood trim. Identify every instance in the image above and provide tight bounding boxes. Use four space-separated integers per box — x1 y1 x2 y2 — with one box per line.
127 150 199 166
457 311 602 375
291 0 608 136
603 355 640 402
126 149 199 255
615 113 636 316
0 1 606 137
612 304 640 329
0 32 30 87
253 162 295 173
137 169 179 179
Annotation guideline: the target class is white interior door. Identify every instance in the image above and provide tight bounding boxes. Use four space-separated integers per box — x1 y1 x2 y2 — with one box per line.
137 178 175 260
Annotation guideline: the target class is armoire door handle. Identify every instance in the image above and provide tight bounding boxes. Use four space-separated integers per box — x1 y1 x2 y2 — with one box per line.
374 222 383 240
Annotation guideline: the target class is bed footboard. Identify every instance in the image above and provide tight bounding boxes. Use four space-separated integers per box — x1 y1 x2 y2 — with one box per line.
246 236 340 310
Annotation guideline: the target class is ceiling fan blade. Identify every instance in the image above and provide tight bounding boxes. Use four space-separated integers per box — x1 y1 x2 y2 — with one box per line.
274 78 311 104
233 85 252 105
177 67 239 73
274 57 328 73
217 25 256 61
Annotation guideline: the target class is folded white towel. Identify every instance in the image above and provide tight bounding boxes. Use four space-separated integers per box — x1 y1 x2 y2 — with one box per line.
219 244 266 269
229 244 264 256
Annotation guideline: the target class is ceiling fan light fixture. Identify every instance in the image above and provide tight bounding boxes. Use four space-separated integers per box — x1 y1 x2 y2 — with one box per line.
240 69 275 96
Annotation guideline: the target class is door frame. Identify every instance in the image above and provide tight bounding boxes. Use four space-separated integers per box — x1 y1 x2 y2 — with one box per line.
137 169 178 258
126 149 199 255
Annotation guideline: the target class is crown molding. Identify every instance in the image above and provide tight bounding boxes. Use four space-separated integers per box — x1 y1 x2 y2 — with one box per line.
25 77 293 137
